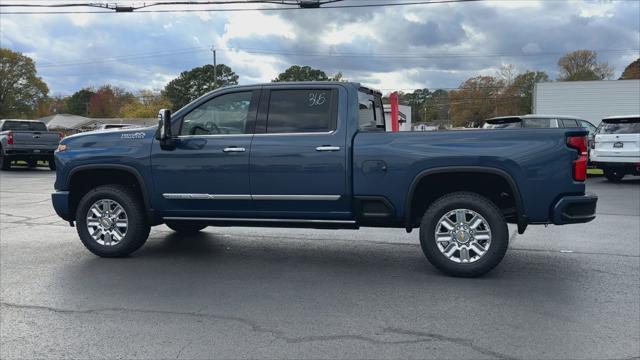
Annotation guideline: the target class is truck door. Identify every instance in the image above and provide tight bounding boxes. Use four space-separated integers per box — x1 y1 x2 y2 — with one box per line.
150 89 259 217
249 85 351 220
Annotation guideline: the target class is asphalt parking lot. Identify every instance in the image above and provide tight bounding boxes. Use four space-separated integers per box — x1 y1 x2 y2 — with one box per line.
1 169 638 359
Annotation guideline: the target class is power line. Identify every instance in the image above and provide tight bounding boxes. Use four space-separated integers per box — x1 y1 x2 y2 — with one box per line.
33 46 639 68
0 0 483 14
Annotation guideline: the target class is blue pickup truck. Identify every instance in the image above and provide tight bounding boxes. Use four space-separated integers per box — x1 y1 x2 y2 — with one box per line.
51 82 597 277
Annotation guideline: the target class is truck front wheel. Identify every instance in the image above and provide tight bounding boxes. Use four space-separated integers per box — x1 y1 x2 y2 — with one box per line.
419 192 508 277
75 185 150 257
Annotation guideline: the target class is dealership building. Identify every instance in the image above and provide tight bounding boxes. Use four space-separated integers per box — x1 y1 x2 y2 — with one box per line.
534 79 640 126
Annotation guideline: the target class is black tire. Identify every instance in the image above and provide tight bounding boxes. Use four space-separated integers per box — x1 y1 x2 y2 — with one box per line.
419 192 509 277
603 168 624 182
165 221 207 233
0 153 10 171
48 160 56 170
75 184 150 257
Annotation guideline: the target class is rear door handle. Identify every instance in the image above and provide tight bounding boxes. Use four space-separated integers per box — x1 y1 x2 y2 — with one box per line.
223 147 246 153
316 146 341 152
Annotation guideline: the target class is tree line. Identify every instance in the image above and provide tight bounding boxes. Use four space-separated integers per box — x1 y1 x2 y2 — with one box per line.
1 47 638 126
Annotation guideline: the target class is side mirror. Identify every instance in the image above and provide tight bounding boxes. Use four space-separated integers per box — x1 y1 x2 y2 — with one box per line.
157 109 175 150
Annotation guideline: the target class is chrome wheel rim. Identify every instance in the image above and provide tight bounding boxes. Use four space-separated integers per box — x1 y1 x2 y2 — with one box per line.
86 199 128 246
435 209 491 263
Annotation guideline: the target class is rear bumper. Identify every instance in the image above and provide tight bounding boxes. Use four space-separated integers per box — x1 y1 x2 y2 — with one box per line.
590 155 640 164
552 193 597 225
51 191 71 221
2 148 55 160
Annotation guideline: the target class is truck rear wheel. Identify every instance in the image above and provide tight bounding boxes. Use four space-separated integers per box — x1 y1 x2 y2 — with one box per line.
419 192 508 277
165 221 207 234
75 185 150 257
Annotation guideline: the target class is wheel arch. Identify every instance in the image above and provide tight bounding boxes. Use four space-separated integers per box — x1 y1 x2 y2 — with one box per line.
404 166 526 231
68 164 153 221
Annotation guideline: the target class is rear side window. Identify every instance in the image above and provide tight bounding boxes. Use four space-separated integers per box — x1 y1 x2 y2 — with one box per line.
561 119 579 127
599 118 640 134
266 89 336 133
1 121 47 131
524 118 558 128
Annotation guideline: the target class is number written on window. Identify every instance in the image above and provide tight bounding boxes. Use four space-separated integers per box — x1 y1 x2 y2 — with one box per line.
308 92 327 107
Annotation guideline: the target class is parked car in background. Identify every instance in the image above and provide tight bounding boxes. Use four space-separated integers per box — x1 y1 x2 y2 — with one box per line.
591 115 640 182
483 115 598 153
0 119 63 171
96 124 139 131
51 82 597 277
483 115 597 132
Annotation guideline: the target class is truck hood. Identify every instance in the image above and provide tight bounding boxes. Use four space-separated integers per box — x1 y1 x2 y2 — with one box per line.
61 126 157 147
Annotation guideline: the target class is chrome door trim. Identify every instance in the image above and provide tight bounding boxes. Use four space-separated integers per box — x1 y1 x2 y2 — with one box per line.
252 195 340 201
163 194 340 201
163 193 251 200
163 217 356 224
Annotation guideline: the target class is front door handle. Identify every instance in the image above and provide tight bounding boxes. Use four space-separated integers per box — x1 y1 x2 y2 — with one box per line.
223 147 246 153
316 146 341 152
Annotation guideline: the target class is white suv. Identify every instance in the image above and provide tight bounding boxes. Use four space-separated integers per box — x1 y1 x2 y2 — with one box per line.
591 115 640 182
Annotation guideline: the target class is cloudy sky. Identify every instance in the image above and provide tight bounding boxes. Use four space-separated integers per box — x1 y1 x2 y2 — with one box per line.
1 0 639 96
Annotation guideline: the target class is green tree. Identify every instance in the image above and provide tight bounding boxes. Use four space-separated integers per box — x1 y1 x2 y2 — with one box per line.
619 58 640 80
557 50 613 81
505 70 550 114
163 64 239 110
121 90 172 118
0 48 49 118
66 88 95 116
273 65 329 82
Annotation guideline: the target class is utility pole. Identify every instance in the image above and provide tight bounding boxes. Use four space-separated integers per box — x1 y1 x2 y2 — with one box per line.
210 46 217 90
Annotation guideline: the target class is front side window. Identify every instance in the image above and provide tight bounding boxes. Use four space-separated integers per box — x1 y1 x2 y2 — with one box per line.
579 120 597 135
181 92 252 136
266 89 335 133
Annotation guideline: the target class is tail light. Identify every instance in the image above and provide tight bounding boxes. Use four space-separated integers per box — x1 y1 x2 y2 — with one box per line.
58 132 65 140
7 131 14 145
567 135 588 181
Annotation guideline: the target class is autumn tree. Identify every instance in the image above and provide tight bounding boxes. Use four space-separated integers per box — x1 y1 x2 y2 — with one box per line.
66 88 95 116
557 50 613 81
619 58 640 80
449 76 505 127
163 64 239 110
88 85 135 118
273 65 329 82
121 90 172 118
0 48 49 118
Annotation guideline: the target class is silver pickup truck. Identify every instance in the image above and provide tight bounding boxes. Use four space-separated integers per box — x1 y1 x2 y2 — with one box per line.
0 119 62 171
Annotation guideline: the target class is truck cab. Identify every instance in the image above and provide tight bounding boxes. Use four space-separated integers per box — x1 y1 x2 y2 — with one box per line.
52 82 597 277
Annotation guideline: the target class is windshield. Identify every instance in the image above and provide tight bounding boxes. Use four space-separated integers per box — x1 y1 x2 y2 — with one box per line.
358 90 385 131
1 121 47 132
599 117 640 134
